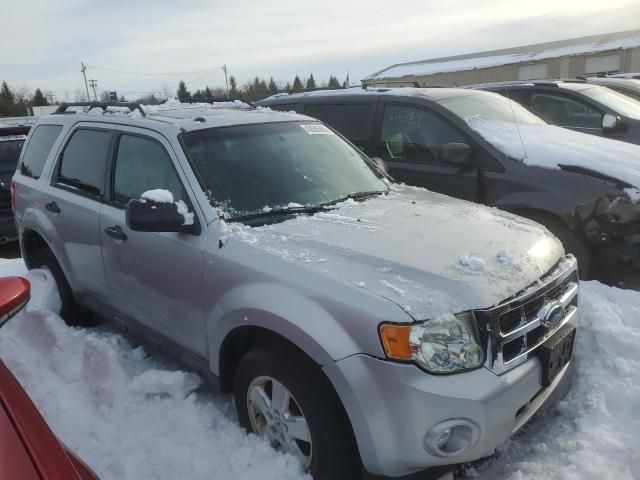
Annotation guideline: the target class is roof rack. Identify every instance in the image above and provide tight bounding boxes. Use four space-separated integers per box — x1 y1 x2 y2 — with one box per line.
171 97 256 108
54 102 146 116
288 86 348 94
362 81 421 89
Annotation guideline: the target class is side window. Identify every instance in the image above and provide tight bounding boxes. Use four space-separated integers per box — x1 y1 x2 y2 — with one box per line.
303 104 373 143
528 93 602 128
57 129 112 197
20 125 62 179
379 105 467 165
113 134 185 204
609 86 640 102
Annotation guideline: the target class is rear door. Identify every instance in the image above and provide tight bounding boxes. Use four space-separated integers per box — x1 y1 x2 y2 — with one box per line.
99 127 208 356
371 100 482 202
46 124 113 299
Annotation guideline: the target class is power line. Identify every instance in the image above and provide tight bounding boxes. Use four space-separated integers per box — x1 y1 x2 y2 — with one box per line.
184 68 223 86
85 64 217 77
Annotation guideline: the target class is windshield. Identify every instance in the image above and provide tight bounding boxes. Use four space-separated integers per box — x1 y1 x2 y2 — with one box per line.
181 121 389 219
580 86 640 120
438 93 547 125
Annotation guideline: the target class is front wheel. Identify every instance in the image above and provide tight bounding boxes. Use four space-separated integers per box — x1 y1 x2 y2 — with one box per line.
234 350 360 480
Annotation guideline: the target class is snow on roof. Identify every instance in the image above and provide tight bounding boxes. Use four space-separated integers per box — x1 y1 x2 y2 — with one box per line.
261 87 485 103
365 30 640 81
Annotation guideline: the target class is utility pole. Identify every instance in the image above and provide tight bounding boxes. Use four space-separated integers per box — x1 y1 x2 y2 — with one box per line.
88 79 98 101
221 64 229 99
81 62 91 101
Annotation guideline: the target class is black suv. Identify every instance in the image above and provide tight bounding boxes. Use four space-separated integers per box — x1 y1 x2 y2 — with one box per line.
259 87 640 283
470 80 640 145
0 125 30 244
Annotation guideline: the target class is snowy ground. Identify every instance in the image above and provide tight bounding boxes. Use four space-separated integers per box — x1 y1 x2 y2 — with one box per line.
0 257 638 480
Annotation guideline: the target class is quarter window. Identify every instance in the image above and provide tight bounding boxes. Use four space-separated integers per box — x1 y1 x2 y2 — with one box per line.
20 125 62 179
304 104 374 143
379 105 467 165
113 134 184 204
58 129 112 197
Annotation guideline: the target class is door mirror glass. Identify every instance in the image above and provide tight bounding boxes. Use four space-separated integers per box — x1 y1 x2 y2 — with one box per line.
439 142 472 166
602 113 621 131
0 277 30 329
126 194 197 234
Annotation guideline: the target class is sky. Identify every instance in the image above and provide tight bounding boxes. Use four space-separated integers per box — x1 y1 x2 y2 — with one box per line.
3 0 640 101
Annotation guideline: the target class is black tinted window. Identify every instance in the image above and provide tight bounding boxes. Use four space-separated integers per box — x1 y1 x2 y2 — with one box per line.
113 134 184 204
304 104 373 142
58 129 112 197
526 93 601 128
0 140 25 171
20 125 62 178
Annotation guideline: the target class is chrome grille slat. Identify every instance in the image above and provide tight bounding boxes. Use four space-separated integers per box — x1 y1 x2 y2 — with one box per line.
475 255 579 375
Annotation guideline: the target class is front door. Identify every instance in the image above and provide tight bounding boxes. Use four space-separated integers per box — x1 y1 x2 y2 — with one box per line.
99 127 208 356
373 102 479 202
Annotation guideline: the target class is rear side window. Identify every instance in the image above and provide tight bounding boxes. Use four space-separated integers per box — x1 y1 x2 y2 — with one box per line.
57 129 112 198
303 104 374 143
20 125 62 179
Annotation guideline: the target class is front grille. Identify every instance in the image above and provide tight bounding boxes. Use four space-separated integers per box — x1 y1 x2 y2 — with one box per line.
475 256 579 374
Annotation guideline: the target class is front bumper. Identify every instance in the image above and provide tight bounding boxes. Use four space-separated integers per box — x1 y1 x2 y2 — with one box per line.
324 352 574 477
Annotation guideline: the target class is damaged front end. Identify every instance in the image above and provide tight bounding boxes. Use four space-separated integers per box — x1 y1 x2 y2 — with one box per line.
581 190 640 276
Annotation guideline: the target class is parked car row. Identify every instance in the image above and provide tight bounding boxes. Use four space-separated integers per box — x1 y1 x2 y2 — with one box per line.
259 85 640 282
0 124 31 244
8 99 586 479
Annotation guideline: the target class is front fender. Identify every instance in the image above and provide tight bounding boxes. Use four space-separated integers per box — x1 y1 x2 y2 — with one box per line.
206 282 369 375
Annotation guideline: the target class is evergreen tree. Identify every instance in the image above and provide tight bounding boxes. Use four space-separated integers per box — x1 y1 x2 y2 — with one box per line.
177 80 191 102
343 72 350 88
229 76 239 99
268 77 278 95
0 81 15 116
32 88 49 106
292 76 303 91
328 75 341 89
204 86 213 99
306 74 316 89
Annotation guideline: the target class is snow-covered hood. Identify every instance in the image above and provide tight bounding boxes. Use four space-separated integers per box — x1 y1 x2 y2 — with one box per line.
469 117 640 197
223 186 564 319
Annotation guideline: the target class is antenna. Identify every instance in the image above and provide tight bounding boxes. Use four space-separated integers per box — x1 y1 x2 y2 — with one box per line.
498 64 528 161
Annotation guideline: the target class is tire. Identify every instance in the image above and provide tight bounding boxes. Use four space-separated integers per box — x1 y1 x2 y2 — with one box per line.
526 213 591 278
234 349 360 480
30 249 98 327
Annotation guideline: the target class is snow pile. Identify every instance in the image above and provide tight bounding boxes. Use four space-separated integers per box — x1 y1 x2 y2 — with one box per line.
467 117 640 189
458 254 488 273
473 281 640 480
0 259 309 480
141 189 174 204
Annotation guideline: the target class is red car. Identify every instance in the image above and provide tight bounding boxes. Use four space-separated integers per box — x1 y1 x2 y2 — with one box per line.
0 276 99 480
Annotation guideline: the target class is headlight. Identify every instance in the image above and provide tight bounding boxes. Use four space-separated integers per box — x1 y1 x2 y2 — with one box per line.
379 312 484 374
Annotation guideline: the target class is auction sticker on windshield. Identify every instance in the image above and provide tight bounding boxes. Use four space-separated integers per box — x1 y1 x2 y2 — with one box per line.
0 135 27 142
300 124 334 135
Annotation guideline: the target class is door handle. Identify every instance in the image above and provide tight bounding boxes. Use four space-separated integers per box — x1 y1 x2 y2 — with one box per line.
104 225 127 242
45 201 61 213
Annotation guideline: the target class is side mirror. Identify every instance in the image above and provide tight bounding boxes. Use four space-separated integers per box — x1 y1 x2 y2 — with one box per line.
0 277 30 329
439 142 472 166
370 156 389 174
126 200 199 234
602 113 622 132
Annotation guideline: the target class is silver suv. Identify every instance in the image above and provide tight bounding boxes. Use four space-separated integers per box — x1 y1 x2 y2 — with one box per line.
12 101 580 479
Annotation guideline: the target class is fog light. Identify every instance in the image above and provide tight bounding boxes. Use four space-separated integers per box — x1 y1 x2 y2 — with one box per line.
423 418 480 457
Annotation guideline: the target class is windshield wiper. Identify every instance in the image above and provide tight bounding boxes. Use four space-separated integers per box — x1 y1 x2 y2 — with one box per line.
227 191 386 223
227 205 327 223
319 190 386 207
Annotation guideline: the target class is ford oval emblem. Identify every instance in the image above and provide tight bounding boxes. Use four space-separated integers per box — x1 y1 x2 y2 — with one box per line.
539 301 565 329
